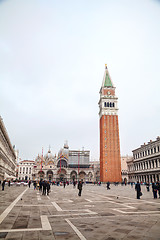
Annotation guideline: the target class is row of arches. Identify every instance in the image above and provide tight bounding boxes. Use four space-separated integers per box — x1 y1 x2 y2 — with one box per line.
104 102 115 108
37 169 93 182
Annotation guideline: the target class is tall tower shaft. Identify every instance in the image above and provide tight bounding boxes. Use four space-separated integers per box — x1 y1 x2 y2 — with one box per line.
99 65 122 182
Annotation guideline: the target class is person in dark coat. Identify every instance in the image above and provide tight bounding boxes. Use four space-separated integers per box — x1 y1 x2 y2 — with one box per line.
135 181 141 199
146 181 150 192
107 181 110 190
2 180 6 191
78 180 83 196
73 180 76 188
42 180 47 195
157 181 160 198
39 180 43 191
28 181 31 188
153 182 158 199
33 181 37 190
63 181 66 188
8 180 10 187
46 181 50 195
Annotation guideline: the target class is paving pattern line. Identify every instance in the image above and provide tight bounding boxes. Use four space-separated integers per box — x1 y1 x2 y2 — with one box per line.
49 211 98 217
84 198 136 209
0 228 42 233
101 193 160 205
85 209 97 214
112 208 160 214
85 199 93 202
0 188 28 224
84 205 95 207
65 218 87 240
16 205 53 207
41 215 52 230
52 202 63 211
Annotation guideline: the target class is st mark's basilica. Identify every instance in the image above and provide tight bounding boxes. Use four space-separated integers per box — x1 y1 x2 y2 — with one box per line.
32 142 99 182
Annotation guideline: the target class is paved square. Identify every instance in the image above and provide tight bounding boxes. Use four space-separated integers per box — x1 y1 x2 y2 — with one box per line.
0 184 160 239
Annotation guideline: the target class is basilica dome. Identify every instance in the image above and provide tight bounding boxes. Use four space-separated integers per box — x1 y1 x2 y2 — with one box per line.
58 142 69 158
44 149 54 160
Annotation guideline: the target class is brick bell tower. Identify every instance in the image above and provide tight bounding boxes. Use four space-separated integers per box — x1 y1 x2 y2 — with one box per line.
99 65 122 182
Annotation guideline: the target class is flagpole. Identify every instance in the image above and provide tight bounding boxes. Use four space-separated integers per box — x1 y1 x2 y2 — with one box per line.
78 150 80 176
41 147 43 172
60 154 61 172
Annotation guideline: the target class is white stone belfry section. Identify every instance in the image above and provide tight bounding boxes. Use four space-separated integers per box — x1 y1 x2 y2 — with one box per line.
99 65 119 118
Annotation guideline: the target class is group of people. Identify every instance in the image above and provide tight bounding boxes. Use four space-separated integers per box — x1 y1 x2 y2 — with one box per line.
31 180 51 195
135 181 160 199
29 179 83 197
1 178 160 200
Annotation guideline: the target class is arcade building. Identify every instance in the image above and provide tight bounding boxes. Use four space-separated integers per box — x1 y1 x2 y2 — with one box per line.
32 142 98 182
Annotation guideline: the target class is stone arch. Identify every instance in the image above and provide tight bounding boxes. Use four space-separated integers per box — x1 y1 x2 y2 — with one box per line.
38 171 45 180
79 171 86 181
57 159 68 168
88 172 93 181
70 170 77 181
57 169 67 182
95 170 100 182
47 170 53 181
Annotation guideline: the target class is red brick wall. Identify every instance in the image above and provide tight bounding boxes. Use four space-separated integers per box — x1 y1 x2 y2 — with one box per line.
100 115 122 182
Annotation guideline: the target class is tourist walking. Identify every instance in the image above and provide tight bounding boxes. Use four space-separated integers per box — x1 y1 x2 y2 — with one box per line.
39 180 43 191
63 181 66 188
33 181 37 190
2 180 5 191
73 180 76 188
42 180 47 195
107 181 110 190
78 180 83 196
157 181 160 198
46 181 50 195
146 182 150 192
153 182 158 199
28 181 31 188
135 181 142 199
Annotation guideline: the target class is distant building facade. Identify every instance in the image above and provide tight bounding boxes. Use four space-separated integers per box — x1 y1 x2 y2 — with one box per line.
99 65 122 182
0 116 16 181
18 160 35 181
121 155 132 182
127 137 160 183
32 143 95 182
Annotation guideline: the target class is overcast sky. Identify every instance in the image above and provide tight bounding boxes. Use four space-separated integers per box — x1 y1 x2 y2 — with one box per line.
0 0 160 161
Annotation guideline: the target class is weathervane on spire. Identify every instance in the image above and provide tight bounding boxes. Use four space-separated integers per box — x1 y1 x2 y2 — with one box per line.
48 145 51 153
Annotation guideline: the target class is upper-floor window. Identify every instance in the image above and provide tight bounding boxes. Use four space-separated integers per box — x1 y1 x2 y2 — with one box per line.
158 146 160 152
146 162 148 169
107 102 109 107
154 147 156 153
104 102 107 107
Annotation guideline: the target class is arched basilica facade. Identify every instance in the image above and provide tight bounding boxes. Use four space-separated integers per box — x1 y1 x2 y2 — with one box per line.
32 143 99 182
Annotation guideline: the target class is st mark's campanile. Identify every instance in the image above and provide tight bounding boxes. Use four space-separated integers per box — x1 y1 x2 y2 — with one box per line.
99 65 122 182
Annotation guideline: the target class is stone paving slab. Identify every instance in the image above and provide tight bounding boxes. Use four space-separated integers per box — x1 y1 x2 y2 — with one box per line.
0 184 160 239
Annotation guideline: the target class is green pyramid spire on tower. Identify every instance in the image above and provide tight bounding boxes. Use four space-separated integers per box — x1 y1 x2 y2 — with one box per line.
104 73 113 87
